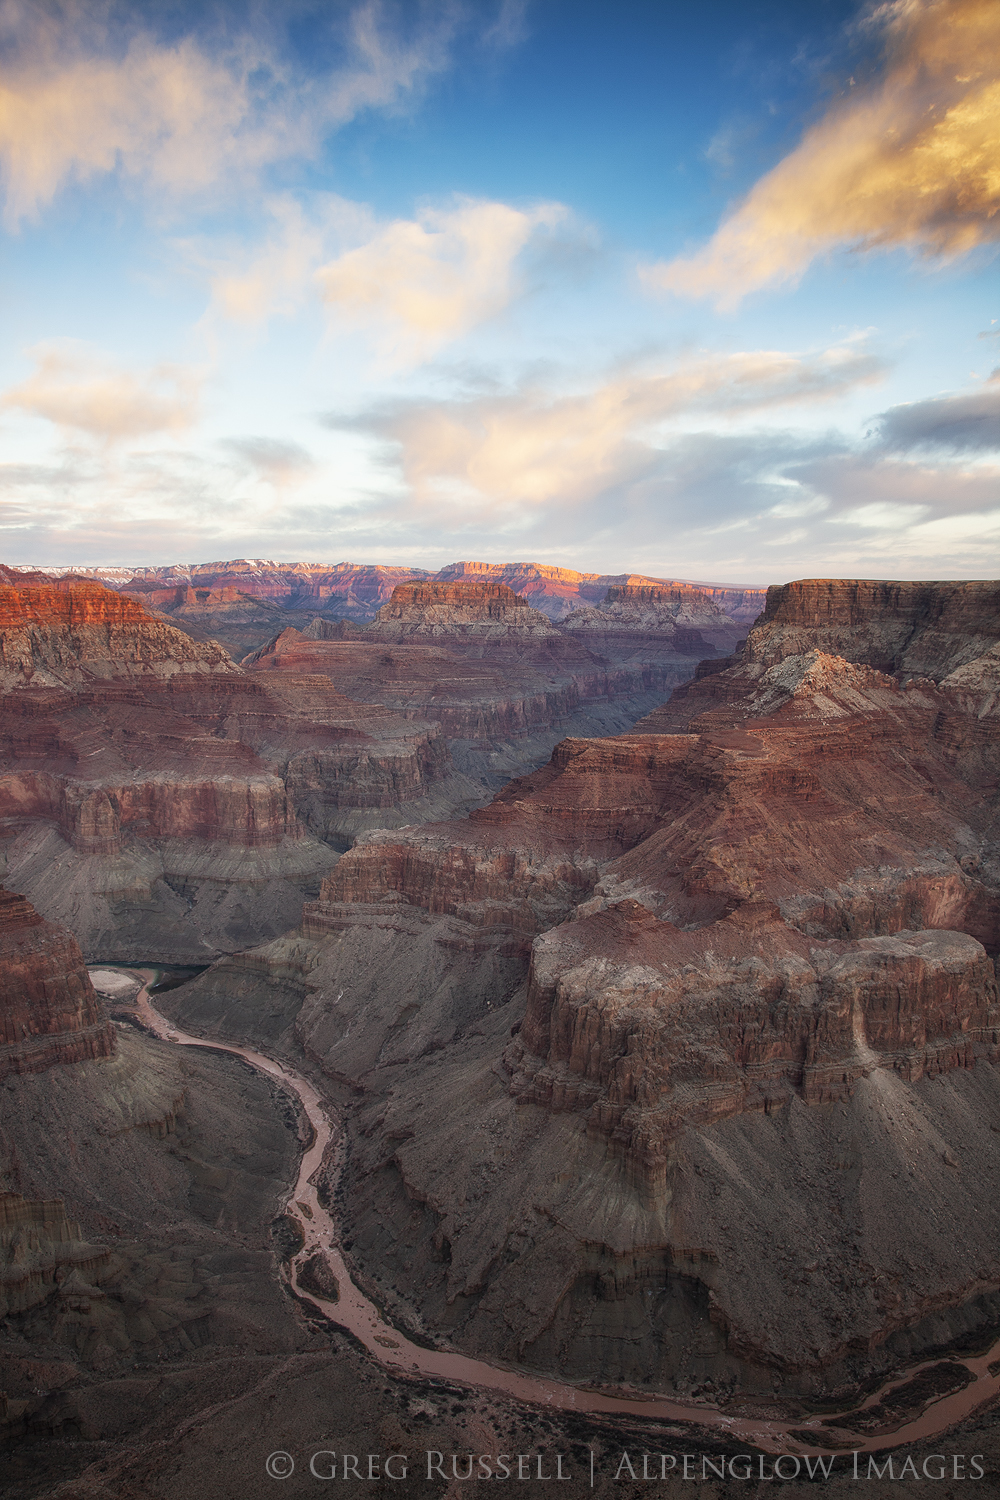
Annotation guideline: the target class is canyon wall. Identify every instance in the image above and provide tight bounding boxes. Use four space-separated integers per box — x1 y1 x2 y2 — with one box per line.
243 578 724 794
41 557 764 630
0 887 115 1077
0 578 483 958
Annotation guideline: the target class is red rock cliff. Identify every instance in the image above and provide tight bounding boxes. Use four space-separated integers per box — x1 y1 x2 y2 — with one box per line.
0 887 115 1077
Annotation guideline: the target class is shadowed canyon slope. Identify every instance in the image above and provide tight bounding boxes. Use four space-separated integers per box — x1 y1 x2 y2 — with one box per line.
244 578 740 791
0 886 115 1077
0 896 323 1498
171 577 1000 1401
2 898 595 1500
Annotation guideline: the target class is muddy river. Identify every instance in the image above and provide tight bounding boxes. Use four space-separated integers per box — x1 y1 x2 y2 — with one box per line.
114 968 1000 1458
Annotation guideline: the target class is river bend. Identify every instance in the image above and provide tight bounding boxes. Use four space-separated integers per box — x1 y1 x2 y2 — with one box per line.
119 969 1000 1459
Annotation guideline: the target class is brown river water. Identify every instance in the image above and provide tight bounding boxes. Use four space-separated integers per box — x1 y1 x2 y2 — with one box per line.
113 968 1000 1458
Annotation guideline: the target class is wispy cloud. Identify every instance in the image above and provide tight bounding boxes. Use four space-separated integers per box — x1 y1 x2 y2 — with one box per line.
0 1 460 225
198 193 572 360
201 196 360 326
315 198 569 363
1 394 997 581
0 344 203 441
328 341 886 510
642 0 1000 307
222 436 315 487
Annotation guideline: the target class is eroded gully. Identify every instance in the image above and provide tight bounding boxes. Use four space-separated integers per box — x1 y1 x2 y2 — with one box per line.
123 969 1000 1459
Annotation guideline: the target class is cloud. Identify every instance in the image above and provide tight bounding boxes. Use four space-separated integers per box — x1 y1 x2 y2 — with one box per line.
875 376 1000 451
315 198 569 362
222 436 315 485
643 0 1000 307
1 402 997 582
1 345 202 440
197 192 574 353
329 342 886 509
0 2 459 225
203 197 351 326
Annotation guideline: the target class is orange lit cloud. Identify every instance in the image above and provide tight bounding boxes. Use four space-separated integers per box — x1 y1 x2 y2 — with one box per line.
315 199 568 362
1 346 202 441
643 0 1000 306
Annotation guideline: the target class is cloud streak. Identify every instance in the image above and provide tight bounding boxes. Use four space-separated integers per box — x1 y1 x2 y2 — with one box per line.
0 1 459 225
331 342 886 510
875 376 1000 451
643 0 1000 307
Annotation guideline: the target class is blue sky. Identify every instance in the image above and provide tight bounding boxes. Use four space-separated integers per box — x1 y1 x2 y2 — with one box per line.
1 0 997 583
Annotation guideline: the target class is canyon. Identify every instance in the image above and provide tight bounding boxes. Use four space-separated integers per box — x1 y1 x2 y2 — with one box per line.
4 561 1000 1495
0 569 746 959
39 558 765 657
168 576 1000 1405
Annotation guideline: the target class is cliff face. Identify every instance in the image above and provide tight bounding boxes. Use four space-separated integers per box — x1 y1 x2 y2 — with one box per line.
562 582 744 654
0 887 115 1077
369 580 559 638
0 582 236 691
187 578 1000 1396
635 579 1000 735
54 557 762 627
0 580 481 958
244 580 720 797
750 579 1000 679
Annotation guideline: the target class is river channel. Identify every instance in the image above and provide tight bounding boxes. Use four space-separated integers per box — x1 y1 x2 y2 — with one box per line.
112 967 1000 1459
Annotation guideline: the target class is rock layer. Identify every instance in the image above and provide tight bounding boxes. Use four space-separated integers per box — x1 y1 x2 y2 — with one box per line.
0 887 115 1077
244 578 727 794
0 578 482 957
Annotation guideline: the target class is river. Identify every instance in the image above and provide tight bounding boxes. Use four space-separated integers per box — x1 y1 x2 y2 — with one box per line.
114 967 1000 1459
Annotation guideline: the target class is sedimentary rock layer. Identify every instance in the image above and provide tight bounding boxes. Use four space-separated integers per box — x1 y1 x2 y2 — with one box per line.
0 578 479 957
244 579 719 780
0 887 115 1077
45 556 765 627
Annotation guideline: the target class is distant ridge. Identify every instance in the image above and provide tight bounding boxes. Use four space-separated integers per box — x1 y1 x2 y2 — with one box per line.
21 558 767 624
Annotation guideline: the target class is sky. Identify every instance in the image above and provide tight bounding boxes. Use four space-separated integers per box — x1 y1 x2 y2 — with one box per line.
0 0 997 585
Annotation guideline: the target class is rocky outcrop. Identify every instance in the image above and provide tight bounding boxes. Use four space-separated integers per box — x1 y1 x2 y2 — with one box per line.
0 581 237 691
54 556 763 627
562 582 744 654
368 580 559 639
0 1193 114 1320
634 579 1000 737
60 559 428 619
509 911 999 1194
0 887 115 1077
243 580 720 796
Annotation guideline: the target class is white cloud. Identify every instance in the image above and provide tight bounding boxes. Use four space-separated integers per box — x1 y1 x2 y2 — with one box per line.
334 342 885 510
1 345 202 441
0 2 459 225
1 418 998 582
315 198 569 362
